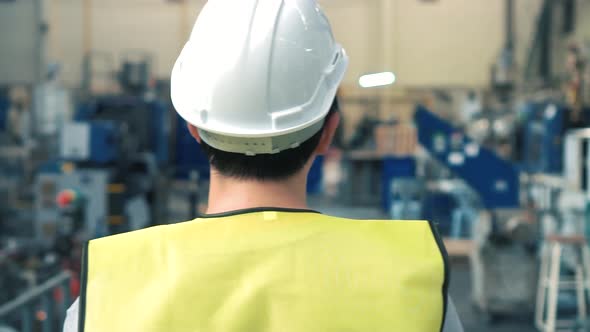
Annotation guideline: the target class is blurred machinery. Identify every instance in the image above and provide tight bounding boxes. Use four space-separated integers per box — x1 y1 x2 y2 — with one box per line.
0 0 43 223
520 102 566 174
35 54 170 246
0 90 8 132
173 112 210 181
415 106 520 210
388 178 423 221
414 105 537 319
564 129 590 193
0 3 75 330
1 42 181 329
411 97 590 323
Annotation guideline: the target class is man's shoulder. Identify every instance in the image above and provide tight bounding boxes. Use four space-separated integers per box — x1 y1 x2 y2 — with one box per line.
314 214 437 231
88 215 438 250
320 214 432 224
89 223 170 248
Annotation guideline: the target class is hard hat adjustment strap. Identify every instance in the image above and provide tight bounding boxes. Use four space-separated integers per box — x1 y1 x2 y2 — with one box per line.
198 119 325 156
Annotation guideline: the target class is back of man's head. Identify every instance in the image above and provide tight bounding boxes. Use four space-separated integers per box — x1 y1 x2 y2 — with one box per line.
198 98 340 181
171 0 348 181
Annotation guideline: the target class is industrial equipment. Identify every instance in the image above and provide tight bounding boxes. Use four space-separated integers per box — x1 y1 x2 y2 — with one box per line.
414 105 541 320
382 157 417 213
0 229 76 331
0 270 73 332
51 129 160 239
35 167 109 245
0 2 71 329
173 113 210 181
0 0 46 221
0 90 8 132
389 178 423 221
521 102 566 174
35 55 171 246
71 96 169 165
413 99 590 324
564 129 590 193
415 105 520 210
471 209 538 322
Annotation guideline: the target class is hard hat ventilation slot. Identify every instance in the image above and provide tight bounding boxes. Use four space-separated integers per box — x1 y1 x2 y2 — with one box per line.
332 52 340 66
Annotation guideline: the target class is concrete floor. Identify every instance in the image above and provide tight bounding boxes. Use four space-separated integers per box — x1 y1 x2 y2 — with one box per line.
450 260 536 332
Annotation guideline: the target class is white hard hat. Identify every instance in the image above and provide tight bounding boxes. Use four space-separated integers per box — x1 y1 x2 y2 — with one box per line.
171 0 348 155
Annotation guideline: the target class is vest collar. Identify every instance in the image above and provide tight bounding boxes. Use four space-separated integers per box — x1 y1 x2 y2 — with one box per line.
197 207 321 219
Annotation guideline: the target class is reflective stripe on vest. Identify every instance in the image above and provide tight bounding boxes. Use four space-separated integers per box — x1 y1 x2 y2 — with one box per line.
79 209 449 332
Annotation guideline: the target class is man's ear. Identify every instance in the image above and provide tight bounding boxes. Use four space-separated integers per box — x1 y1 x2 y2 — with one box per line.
187 123 202 143
315 112 341 154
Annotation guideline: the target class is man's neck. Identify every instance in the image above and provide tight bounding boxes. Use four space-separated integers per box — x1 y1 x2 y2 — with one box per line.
206 171 309 214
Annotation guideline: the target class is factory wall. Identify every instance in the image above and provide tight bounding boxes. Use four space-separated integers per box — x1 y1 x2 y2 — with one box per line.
45 0 547 91
46 0 197 90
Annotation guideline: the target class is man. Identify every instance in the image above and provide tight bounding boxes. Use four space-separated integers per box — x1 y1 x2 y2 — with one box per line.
65 0 463 331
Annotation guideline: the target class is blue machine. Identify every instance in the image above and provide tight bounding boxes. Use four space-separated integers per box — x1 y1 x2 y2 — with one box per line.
307 156 324 194
53 95 171 238
61 122 119 164
174 113 210 180
421 192 459 236
0 93 8 132
520 102 565 174
67 96 169 165
415 106 520 209
88 122 119 164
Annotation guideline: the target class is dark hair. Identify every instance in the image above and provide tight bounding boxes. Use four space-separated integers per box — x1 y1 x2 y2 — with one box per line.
199 98 339 181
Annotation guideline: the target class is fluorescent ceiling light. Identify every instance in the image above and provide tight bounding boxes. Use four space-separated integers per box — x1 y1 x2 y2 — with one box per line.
359 72 396 88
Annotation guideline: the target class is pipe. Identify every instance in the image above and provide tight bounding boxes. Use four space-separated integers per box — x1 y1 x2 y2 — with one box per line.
83 0 92 56
505 0 515 52
539 0 552 81
524 0 553 81
0 271 72 318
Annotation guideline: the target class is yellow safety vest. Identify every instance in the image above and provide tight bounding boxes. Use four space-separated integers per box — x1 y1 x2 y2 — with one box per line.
79 209 449 332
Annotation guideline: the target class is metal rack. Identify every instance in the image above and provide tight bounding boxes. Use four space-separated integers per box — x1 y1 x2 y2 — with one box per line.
0 271 72 332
